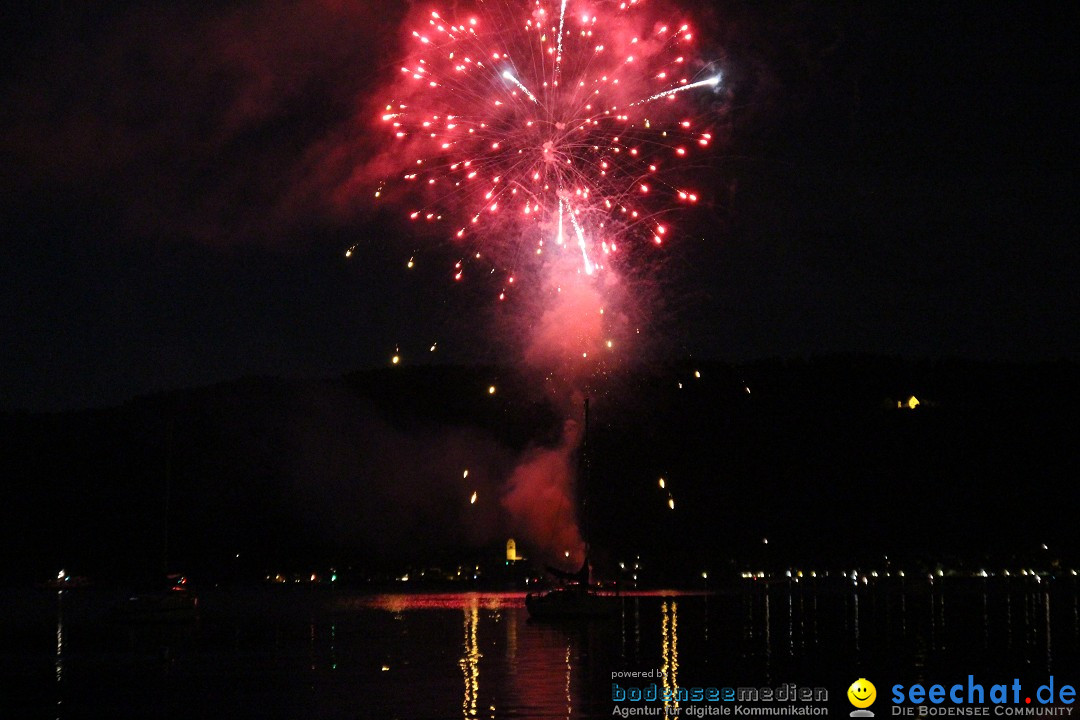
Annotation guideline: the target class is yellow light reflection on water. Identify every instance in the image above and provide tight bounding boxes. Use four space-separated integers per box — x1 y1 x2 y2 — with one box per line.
56 591 64 691
662 601 680 715
459 599 481 718
565 643 573 719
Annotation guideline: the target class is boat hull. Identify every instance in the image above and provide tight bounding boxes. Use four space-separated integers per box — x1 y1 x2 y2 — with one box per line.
525 587 617 621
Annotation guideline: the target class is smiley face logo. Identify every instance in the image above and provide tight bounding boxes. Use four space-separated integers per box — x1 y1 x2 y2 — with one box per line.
847 678 876 709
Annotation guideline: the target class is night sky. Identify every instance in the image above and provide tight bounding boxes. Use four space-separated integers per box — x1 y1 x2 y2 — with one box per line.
1 1 1076 412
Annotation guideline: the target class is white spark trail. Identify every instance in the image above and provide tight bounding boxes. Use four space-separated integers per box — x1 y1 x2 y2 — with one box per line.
555 0 567 76
502 71 540 104
568 209 594 275
631 75 721 106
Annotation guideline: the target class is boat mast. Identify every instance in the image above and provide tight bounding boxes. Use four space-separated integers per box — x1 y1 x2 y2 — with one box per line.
582 397 591 582
163 418 172 575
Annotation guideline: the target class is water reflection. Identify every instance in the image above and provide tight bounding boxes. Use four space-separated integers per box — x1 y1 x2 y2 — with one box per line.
661 601 679 715
789 591 796 655
1045 593 1052 671
330 623 337 671
564 643 573 719
459 598 480 718
764 589 771 676
938 589 947 650
24 584 1078 719
507 604 518 664
55 590 64 720
853 591 861 653
930 586 938 650
1006 591 1014 649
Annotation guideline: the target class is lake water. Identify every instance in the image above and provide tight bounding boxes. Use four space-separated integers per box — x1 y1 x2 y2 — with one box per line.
2 580 1078 718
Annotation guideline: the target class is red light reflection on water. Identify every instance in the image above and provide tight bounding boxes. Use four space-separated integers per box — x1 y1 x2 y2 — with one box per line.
354 592 527 613
344 589 705 613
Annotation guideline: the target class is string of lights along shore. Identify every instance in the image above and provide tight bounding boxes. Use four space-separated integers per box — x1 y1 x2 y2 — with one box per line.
363 0 722 309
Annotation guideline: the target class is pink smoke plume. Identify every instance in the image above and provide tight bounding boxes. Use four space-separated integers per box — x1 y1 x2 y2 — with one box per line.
496 242 634 569
501 407 587 568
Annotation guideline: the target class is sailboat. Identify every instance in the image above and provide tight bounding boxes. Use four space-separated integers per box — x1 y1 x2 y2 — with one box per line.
524 563 614 620
117 573 198 623
525 399 617 621
115 418 198 623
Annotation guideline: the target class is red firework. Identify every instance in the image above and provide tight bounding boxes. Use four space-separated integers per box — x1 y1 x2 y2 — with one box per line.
370 0 720 296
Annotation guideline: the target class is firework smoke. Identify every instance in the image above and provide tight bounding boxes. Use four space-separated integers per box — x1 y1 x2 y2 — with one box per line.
501 409 587 567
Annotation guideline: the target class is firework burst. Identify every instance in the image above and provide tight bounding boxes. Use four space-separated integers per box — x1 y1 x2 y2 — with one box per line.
371 0 721 301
